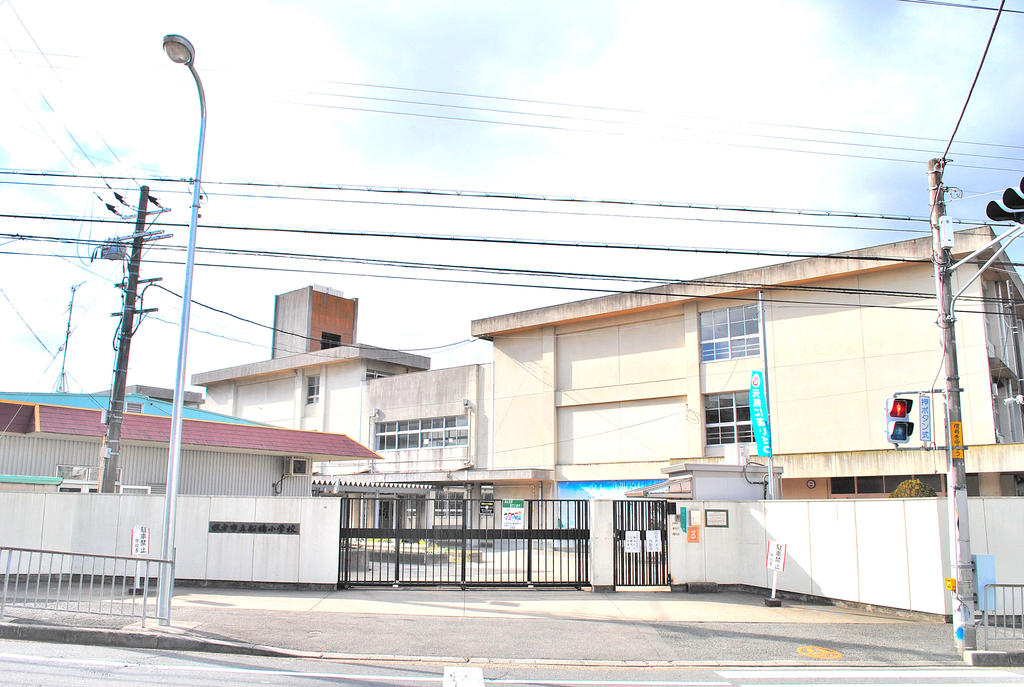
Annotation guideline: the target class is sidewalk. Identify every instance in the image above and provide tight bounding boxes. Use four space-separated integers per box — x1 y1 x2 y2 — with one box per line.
0 586 969 666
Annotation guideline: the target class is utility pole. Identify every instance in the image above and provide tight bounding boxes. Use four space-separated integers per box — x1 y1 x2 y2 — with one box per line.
928 158 975 653
99 186 157 494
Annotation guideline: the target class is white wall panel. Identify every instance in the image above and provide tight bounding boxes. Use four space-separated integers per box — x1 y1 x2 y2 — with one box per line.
252 498 301 582
806 501 859 601
854 500 911 609
903 498 946 614
299 498 340 584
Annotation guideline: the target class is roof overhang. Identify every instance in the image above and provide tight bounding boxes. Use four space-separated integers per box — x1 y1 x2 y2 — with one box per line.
192 344 430 386
472 228 1002 339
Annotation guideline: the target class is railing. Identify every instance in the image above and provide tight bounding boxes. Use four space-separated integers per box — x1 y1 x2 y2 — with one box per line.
1 547 172 628
980 583 1024 650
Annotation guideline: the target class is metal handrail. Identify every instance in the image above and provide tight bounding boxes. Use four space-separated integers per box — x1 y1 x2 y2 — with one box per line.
1 546 173 628
980 583 1024 650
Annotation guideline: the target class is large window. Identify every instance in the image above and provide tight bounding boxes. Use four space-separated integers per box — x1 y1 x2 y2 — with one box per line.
375 415 469 451
705 392 752 446
700 305 760 362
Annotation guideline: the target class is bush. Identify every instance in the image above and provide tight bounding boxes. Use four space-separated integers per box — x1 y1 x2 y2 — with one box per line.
888 478 937 498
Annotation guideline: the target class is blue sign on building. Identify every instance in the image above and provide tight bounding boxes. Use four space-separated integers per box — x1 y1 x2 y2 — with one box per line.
750 371 772 458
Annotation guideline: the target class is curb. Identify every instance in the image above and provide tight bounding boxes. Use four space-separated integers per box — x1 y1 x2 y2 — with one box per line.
0 621 282 657
964 650 1024 667
0 621 966 668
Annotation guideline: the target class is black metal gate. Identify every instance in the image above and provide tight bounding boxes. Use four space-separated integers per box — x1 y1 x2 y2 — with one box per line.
613 499 669 586
338 496 589 588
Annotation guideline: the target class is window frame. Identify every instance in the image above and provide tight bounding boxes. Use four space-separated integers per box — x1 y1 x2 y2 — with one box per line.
699 304 760 363
704 391 753 447
374 415 469 451
305 374 321 405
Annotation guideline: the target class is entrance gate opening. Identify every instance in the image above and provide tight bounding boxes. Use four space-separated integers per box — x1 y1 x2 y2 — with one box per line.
338 496 590 588
613 499 669 586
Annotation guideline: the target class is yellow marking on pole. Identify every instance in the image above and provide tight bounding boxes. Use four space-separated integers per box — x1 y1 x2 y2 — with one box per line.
950 421 964 459
797 646 843 660
945 577 957 591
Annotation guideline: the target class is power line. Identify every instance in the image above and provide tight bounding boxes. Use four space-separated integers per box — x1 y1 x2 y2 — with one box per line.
0 168 956 224
942 1 1006 162
2 245 1011 320
0 175 939 235
0 224 935 266
290 91 1024 165
895 0 1024 14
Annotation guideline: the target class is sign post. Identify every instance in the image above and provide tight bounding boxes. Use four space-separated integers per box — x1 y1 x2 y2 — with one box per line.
130 525 151 595
765 540 786 607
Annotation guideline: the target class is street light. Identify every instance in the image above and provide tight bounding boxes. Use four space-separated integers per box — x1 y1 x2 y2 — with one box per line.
157 33 206 625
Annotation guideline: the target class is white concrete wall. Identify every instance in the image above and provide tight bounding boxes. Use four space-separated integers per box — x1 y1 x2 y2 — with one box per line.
669 497 1024 615
0 494 340 585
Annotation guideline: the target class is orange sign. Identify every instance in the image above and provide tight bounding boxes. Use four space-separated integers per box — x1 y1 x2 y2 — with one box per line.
950 421 964 459
687 525 700 543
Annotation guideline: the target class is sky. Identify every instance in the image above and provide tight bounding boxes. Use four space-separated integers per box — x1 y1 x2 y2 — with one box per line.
2 0 1024 398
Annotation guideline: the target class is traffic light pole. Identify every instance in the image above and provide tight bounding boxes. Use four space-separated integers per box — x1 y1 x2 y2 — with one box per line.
928 158 975 653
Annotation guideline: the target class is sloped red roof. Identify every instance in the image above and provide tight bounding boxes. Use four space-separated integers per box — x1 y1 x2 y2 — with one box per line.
0 400 378 460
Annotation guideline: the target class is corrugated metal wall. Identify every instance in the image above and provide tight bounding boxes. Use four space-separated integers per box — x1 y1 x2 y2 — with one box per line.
0 435 309 497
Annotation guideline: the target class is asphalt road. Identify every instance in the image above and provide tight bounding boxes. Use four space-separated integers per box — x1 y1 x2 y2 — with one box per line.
1 639 1021 686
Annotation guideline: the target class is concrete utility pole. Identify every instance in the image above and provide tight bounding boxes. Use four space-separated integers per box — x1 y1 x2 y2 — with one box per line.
928 157 975 652
99 186 151 494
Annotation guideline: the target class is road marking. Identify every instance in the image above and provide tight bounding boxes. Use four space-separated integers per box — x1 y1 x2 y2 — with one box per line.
0 652 441 681
738 684 1022 687
796 645 842 659
445 666 484 686
721 669 1016 678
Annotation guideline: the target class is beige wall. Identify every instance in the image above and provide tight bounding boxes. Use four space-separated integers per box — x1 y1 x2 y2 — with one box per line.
492 327 557 469
488 262 1014 485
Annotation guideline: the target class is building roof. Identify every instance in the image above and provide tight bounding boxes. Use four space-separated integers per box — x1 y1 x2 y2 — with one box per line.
471 228 1006 338
0 399 380 461
0 391 264 426
192 343 431 386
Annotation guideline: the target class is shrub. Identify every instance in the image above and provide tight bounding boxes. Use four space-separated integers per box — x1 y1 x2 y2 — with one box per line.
888 478 937 498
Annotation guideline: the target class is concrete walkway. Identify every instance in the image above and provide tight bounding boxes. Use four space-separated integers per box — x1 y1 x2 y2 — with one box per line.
0 586 984 666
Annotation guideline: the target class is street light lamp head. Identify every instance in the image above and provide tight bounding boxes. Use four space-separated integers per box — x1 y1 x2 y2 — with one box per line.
163 34 195 66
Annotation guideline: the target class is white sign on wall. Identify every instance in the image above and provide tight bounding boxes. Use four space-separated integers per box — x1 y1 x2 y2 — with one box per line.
131 525 150 556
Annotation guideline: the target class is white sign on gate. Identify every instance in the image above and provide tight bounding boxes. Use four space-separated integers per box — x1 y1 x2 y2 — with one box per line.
644 530 662 553
623 530 642 553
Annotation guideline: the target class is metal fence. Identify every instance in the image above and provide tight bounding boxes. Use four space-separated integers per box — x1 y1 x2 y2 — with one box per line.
0 547 172 628
339 497 590 587
980 583 1024 650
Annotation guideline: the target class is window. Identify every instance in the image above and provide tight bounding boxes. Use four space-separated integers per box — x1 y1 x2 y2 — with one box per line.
365 369 394 380
704 392 752 446
375 415 469 451
320 332 342 349
700 305 760 362
305 375 320 405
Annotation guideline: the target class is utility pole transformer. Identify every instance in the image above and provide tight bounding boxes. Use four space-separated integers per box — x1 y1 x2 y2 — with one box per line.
99 186 151 494
928 158 976 652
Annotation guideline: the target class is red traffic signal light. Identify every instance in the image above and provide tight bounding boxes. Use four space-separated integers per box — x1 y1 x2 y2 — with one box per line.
885 395 915 444
888 397 911 418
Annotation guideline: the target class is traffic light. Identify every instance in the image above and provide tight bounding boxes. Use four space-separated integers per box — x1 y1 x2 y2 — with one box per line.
986 177 1024 223
885 396 914 444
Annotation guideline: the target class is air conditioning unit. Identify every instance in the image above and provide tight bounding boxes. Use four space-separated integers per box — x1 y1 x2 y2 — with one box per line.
286 457 309 476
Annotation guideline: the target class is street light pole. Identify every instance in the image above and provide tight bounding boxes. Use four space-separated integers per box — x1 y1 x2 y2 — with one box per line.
157 34 206 625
